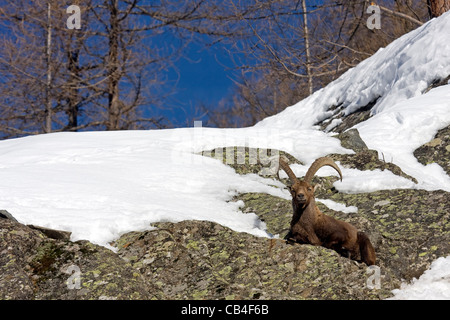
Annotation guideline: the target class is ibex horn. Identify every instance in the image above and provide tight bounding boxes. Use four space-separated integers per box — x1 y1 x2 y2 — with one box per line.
278 156 299 185
304 157 343 184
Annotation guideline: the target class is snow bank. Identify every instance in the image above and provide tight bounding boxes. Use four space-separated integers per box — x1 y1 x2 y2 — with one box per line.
355 85 450 191
0 130 285 246
0 121 356 246
278 162 417 193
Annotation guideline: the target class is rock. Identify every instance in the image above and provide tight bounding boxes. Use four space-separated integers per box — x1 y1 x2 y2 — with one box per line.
27 225 72 241
330 150 418 184
200 147 302 177
232 188 450 298
323 189 450 282
116 220 392 300
422 75 450 94
337 128 368 152
0 209 18 222
318 100 377 133
235 193 291 238
2 181 448 300
425 138 442 147
414 125 450 176
374 200 390 207
0 219 153 300
224 149 449 299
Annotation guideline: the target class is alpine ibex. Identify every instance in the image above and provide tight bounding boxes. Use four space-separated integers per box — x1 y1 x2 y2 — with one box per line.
279 156 376 266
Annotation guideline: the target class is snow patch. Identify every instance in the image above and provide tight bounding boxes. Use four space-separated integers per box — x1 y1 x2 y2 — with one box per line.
389 256 450 300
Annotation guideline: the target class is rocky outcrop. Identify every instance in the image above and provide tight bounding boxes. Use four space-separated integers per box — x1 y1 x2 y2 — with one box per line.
115 220 389 300
0 215 390 300
414 125 450 176
0 216 153 300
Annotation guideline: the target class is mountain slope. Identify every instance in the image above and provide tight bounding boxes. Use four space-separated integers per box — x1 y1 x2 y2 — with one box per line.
1 12 450 300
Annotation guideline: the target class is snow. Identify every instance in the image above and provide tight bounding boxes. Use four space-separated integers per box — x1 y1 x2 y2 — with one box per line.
1 12 450 299
389 256 450 300
315 199 358 214
0 128 347 247
355 84 450 191
256 11 450 130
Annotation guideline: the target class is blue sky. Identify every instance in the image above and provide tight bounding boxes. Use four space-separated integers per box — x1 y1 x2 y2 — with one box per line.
164 41 237 127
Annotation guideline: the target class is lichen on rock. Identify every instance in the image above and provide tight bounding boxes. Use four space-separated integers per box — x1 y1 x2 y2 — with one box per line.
116 220 393 300
0 218 153 300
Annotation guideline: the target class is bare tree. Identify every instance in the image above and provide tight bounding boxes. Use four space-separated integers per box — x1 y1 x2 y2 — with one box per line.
0 0 99 136
205 0 432 128
45 2 52 133
0 0 437 136
0 0 195 137
63 0 175 131
0 0 62 136
301 0 313 96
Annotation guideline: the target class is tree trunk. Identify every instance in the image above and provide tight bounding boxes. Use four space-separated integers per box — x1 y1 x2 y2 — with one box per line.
45 2 52 133
67 47 80 129
428 0 450 17
301 0 313 96
107 0 121 130
65 0 82 130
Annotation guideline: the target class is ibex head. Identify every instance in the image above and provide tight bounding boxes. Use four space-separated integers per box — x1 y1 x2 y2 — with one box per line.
279 156 342 208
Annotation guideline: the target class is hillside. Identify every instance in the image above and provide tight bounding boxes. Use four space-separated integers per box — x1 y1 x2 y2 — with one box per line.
1 12 450 300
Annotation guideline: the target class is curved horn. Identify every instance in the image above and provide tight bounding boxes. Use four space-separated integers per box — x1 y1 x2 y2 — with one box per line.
278 156 299 185
304 157 343 184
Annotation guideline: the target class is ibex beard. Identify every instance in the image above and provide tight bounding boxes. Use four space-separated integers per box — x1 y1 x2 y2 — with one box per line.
279 156 376 266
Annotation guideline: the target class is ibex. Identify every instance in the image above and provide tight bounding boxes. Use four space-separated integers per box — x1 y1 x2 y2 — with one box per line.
279 156 376 266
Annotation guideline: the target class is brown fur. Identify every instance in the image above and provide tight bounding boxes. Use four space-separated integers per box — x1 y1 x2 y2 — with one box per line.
280 157 376 266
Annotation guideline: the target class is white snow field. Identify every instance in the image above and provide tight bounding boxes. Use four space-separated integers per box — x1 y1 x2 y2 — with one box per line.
1 12 450 299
